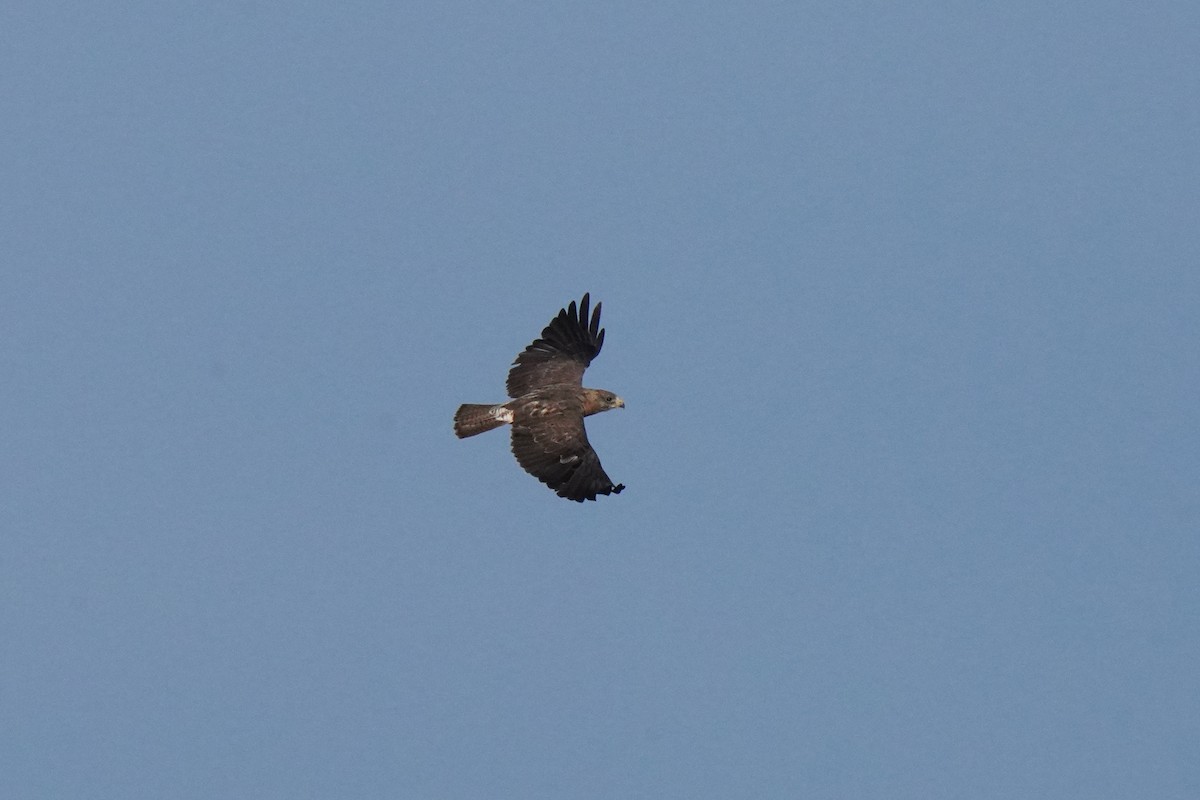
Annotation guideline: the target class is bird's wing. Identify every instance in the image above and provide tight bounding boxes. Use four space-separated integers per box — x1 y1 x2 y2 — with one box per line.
509 400 624 502
506 293 605 398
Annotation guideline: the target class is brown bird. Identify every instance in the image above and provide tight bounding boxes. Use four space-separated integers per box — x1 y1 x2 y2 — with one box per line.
454 294 625 501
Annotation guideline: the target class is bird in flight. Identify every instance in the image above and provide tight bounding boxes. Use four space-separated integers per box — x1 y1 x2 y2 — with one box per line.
454 294 625 502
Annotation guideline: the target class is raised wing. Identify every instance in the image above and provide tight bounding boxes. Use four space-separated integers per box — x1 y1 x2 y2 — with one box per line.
506 293 605 398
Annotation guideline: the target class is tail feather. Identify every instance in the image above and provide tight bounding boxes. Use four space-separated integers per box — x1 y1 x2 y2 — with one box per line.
454 403 509 438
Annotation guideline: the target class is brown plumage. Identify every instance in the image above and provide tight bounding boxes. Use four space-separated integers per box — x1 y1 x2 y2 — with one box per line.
454 294 625 502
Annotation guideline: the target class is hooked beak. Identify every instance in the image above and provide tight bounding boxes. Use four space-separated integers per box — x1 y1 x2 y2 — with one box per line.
615 396 626 409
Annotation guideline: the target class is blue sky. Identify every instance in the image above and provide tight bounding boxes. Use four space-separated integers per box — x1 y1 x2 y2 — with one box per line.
3 2 1198 798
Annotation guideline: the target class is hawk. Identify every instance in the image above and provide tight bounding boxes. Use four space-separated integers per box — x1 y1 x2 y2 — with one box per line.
454 294 626 502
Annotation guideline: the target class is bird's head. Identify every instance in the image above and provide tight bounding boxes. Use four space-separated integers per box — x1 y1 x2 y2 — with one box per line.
583 388 625 416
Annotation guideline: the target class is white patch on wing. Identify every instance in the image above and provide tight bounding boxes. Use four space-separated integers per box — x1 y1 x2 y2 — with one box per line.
493 407 514 423
559 454 579 464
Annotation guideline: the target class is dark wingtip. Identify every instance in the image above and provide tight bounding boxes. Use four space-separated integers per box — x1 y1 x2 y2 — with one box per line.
557 481 625 502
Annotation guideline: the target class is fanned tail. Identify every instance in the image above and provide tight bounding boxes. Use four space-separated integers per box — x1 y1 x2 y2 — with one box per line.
454 403 509 438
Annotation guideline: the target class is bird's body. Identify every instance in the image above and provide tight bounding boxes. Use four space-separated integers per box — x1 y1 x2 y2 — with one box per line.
454 294 625 502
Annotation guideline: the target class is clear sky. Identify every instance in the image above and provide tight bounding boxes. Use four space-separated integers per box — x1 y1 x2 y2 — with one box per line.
3 2 1198 798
